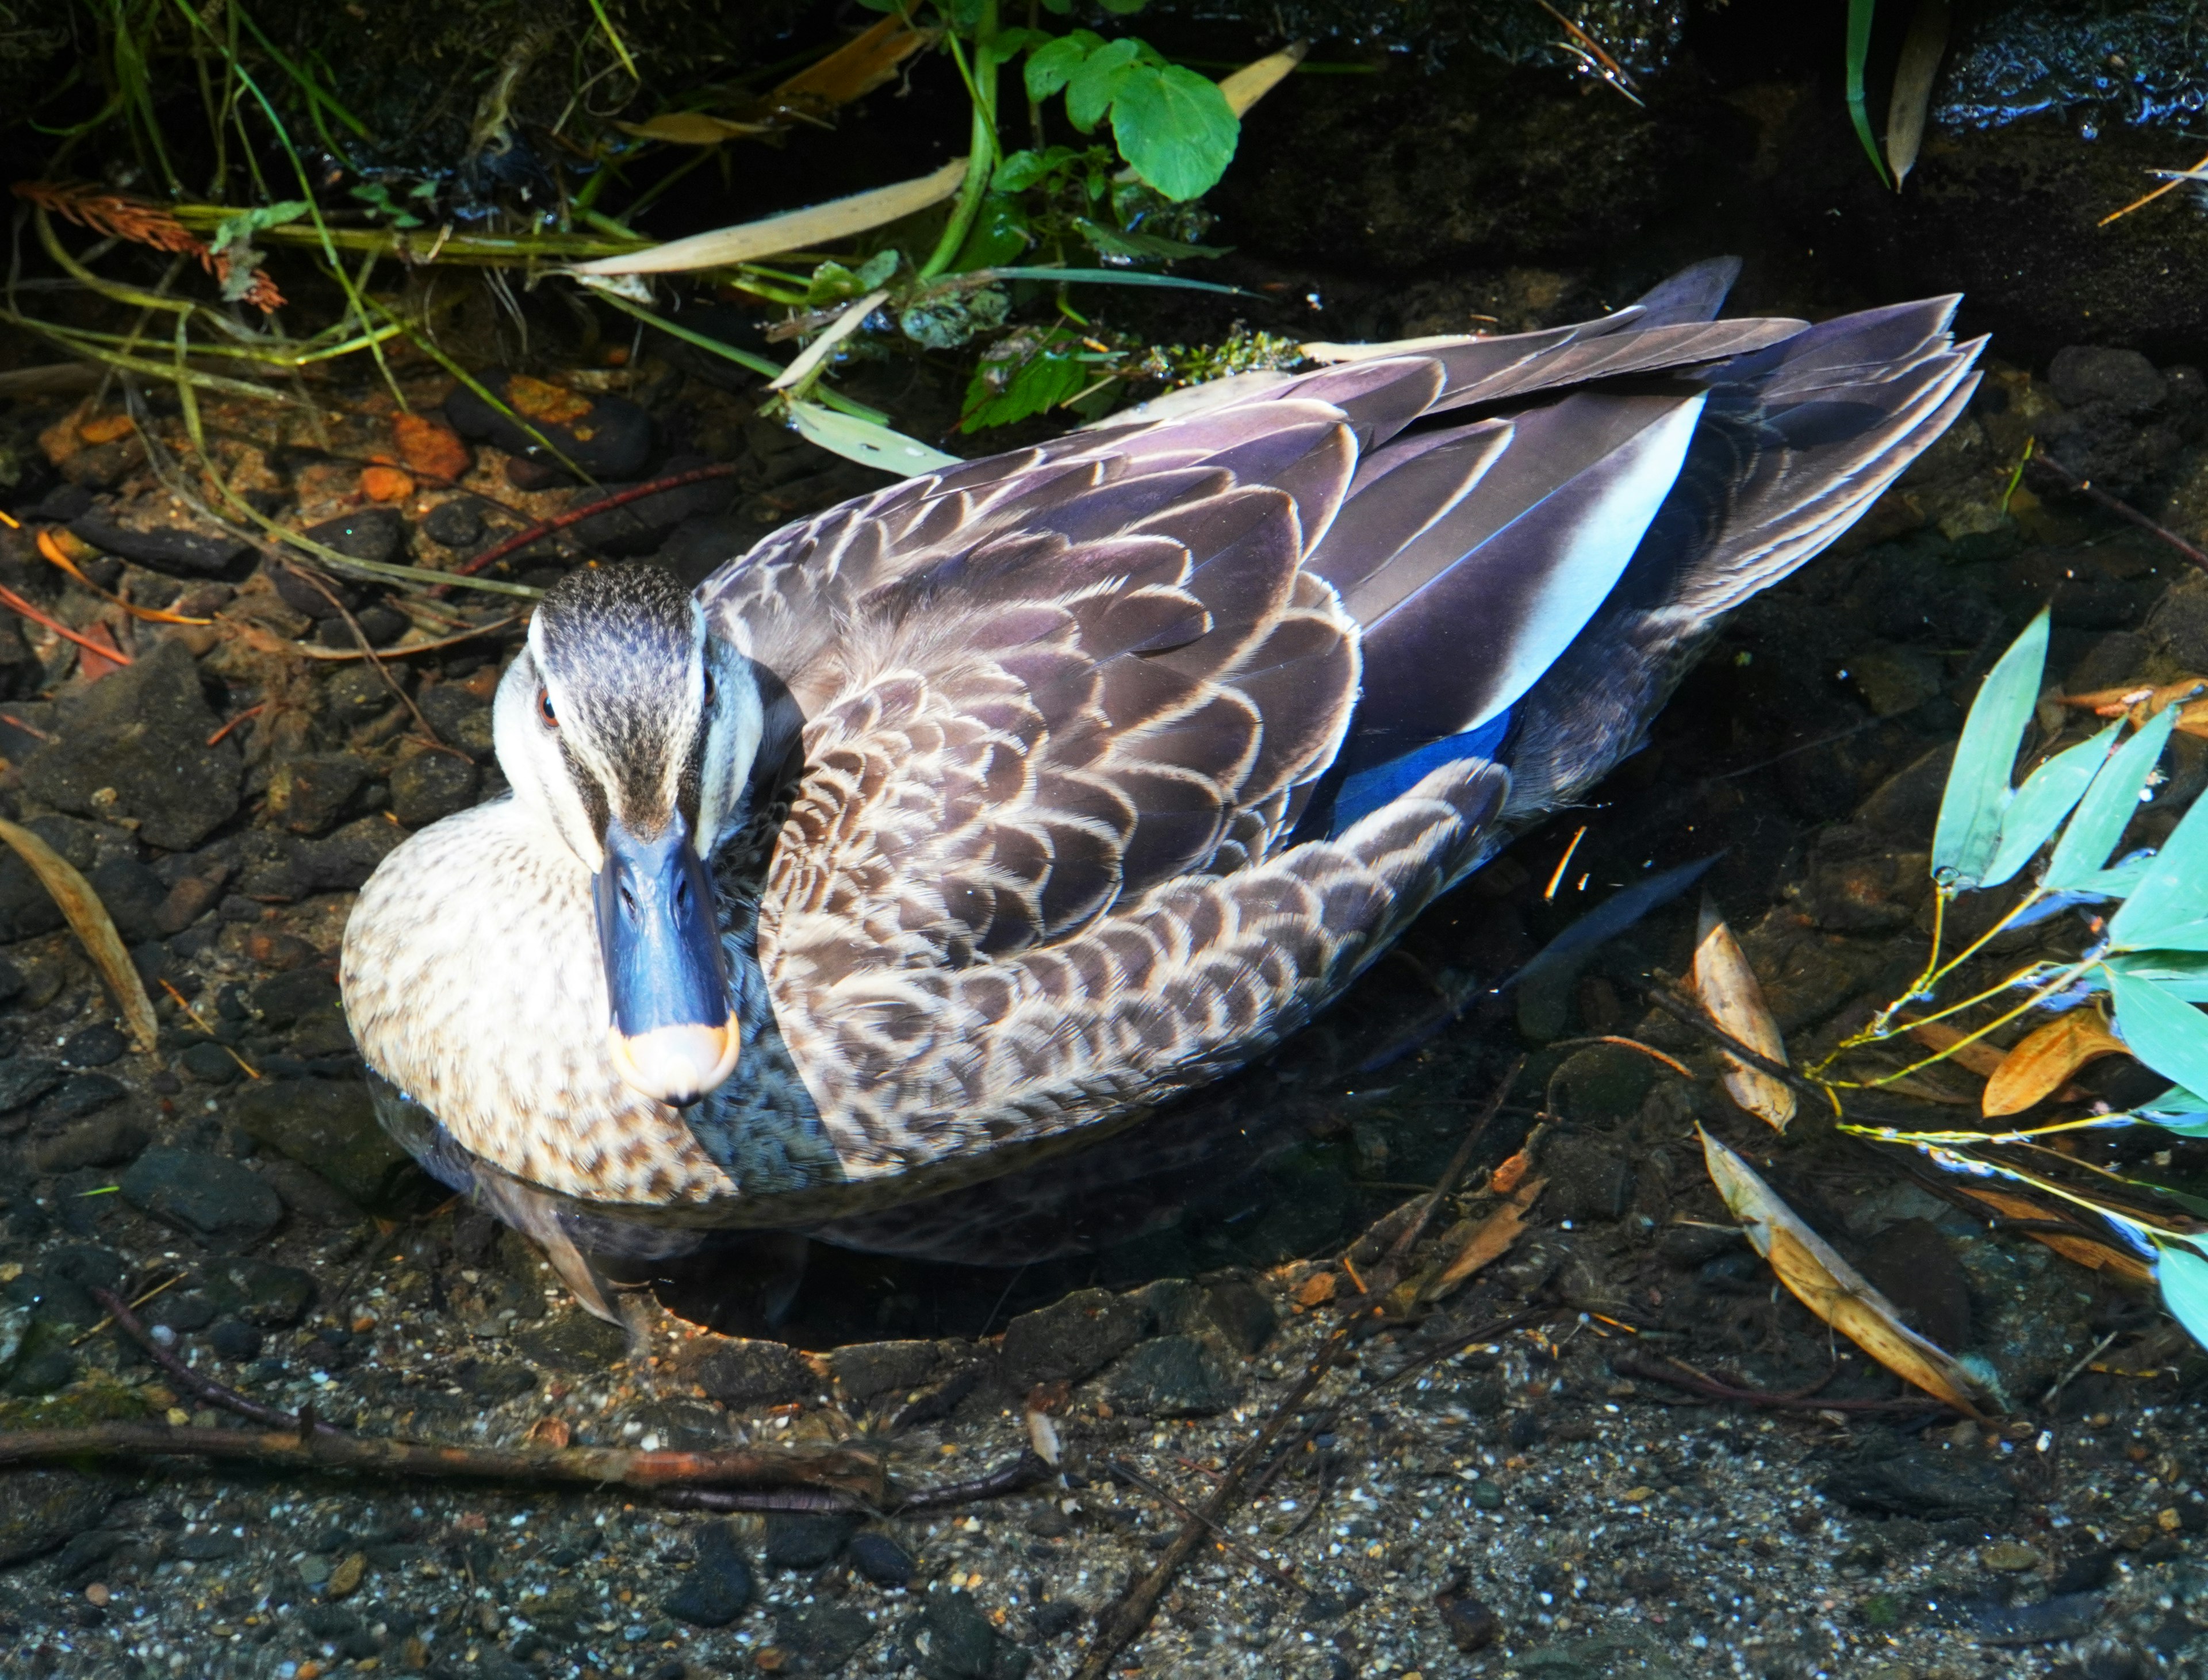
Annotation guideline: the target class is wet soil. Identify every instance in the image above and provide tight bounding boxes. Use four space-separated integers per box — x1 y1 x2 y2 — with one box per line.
7 14 2208 1680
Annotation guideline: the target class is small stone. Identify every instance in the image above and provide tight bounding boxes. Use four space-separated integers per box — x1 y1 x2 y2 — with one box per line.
421 498 484 549
446 373 654 480
60 1025 127 1069
772 1603 876 1673
207 1318 263 1361
416 685 496 759
117 1147 282 1248
296 1553 331 1586
1106 1334 1237 1418
88 857 167 942
1436 1589 1500 1653
265 754 367 835
31 1113 149 1174
660 1522 752 1627
34 1073 126 1127
1981 1540 2045 1572
325 1549 367 1597
175 1529 244 1561
2048 345 2166 413
1030 1600 1084 1641
848 1530 914 1588
67 516 250 578
999 1287 1148 1391
1820 1444 2017 1520
693 1338 814 1410
761 1511 858 1570
352 604 408 646
298 507 406 570
829 1339 941 1405
0 1058 65 1113
228 1079 411 1209
154 873 224 935
389 750 480 827
394 413 472 481
178 1042 241 1086
903 1589 1030 1680
1198 1277 1276 1356
0 1472 113 1564
359 465 415 503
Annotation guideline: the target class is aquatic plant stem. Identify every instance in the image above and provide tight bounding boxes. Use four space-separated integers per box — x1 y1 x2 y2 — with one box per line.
917 0 1000 283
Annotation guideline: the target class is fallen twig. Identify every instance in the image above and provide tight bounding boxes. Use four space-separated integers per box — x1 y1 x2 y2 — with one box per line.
93 1286 308 1430
659 1448 1053 1517
1357 1056 1523 1297
1611 1350 1954 1415
453 462 742 577
1106 1459 1308 1598
2028 450 2208 570
0 581 133 665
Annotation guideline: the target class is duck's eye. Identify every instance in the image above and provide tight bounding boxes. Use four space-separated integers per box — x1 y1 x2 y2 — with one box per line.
702 669 716 708
538 688 558 728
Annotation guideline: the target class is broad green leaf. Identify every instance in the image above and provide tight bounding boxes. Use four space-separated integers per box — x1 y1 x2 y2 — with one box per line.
1066 37 1147 131
2109 965 2208 1096
2045 705 2176 892
2155 1240 2208 1350
2108 950 2208 1002
2110 779 2208 949
1025 32 1102 100
785 402 961 476
1071 216 1229 260
1932 609 2048 890
2143 918 2208 952
1980 722 2121 889
951 195 1031 270
961 339 1089 431
1111 63 1240 201
2143 1087 2208 1136
991 145 1081 193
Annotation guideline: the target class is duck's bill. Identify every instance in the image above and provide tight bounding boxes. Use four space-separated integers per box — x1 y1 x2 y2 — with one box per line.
595 814 740 1106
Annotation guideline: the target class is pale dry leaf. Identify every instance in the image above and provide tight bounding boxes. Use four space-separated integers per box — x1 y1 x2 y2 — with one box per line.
1693 896 1795 1131
1903 1017 2009 1079
767 289 889 392
1697 1126 1985 1414
0 817 156 1053
567 159 967 275
1883 0 1950 189
614 112 777 145
1983 1011 2130 1117
1218 42 1308 118
1424 1176 1546 1301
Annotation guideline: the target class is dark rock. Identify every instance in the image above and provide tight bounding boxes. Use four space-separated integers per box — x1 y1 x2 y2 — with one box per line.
1436 1587 1500 1652
60 1024 127 1069
174 1528 244 1561
455 1359 536 1403
208 1259 316 1326
446 374 655 480
847 1530 914 1588
1972 1590 2102 1647
34 1073 126 1126
2052 1549 2117 1595
295 816 405 891
322 664 399 730
266 754 368 835
1819 1445 2016 1520
6 1344 75 1393
251 967 339 1027
68 516 251 578
694 1338 815 1410
1300 1584 1371 1623
254 1156 363 1225
206 1318 263 1361
0 1058 62 1112
390 750 480 827
89 857 167 943
1543 1132 1635 1222
772 1602 877 1673
228 1079 410 1209
1855 1218 1973 1351
658 512 756 590
51 1528 125 1581
567 458 737 557
297 507 406 571
1198 1276 1276 1356
761 1511 859 1570
660 1522 753 1627
513 1313 626 1373
829 1339 941 1405
0 816 96 941
421 498 484 548
352 604 408 646
152 872 224 935
149 1290 216 1333
0 1471 113 1564
117 1148 282 1248
30 1111 149 1173
903 1589 1030 1680
178 1042 241 1085
21 640 241 848
1106 1334 1237 1418
2048 346 2165 413
416 685 496 759
1029 1600 1083 1640
999 1287 1148 1391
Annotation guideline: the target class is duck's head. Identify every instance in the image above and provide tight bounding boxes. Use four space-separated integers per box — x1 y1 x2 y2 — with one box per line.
494 563 762 1107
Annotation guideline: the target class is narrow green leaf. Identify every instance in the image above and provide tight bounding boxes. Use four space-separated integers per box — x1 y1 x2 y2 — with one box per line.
1931 609 2048 889
2155 1240 2208 1350
2108 951 2208 1003
1980 722 2121 889
1025 32 1101 100
1111 63 1241 201
2143 1087 2208 1136
2109 966 2208 1095
2110 780 2208 950
1066 37 1145 131
785 401 962 476
2137 918 2208 952
1846 0 1895 189
984 265 1254 296
2045 704 2176 891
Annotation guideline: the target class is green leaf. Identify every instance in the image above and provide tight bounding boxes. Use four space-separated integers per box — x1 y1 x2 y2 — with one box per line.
2107 951 2208 1003
1098 0 1150 11
2143 1087 2208 1135
1980 722 2122 889
2156 1240 2208 1350
961 338 1090 431
2045 705 2177 891
2110 965 2208 1096
212 199 312 251
992 146 1082 193
1931 609 2048 891
1067 37 1147 132
1040 0 1074 12
1110 62 1240 201
1845 0 1895 190
785 401 960 476
2110 780 2208 950
1072 216 1229 260
1026 31 1102 100
952 195 1032 270
986 264 1254 296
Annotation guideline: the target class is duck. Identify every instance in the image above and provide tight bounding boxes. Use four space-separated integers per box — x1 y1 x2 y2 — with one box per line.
339 259 1983 1316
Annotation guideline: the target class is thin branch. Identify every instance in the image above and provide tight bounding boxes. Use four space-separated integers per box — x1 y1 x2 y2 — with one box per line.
451 461 742 577
1611 1351 1949 1414
2029 450 2208 570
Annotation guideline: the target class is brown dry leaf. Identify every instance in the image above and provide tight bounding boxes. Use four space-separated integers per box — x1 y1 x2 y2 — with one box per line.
1692 897 1795 1131
1292 1271 1338 1308
1882 0 1950 189
2062 676 2208 723
1983 1011 2130 1116
568 159 967 277
1425 1177 1546 1301
0 818 156 1052
1903 1018 2009 1078
772 14 933 112
615 112 779 145
1698 1126 1986 1414
1950 1185 2156 1282
1488 1142 1536 1195
523 1416 572 1448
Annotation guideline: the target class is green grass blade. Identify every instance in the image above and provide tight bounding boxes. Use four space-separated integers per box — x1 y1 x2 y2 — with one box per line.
2044 704 2178 891
2110 965 2208 1096
786 401 961 477
1846 0 1895 190
1931 608 2046 890
984 265 1256 296
1979 720 2120 889
2110 782 2208 950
